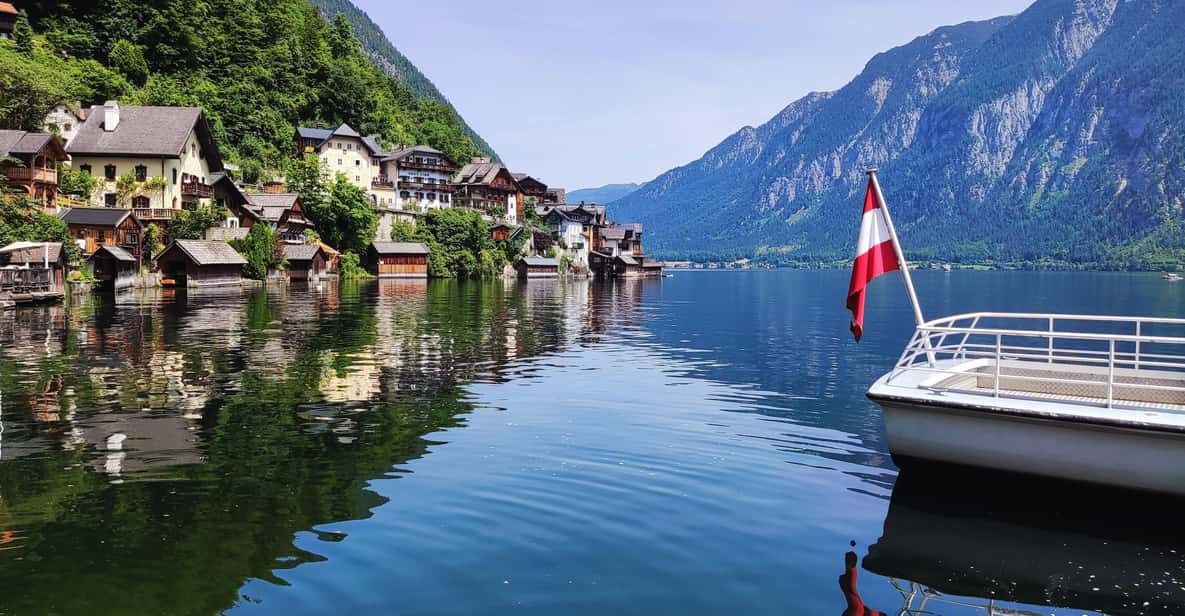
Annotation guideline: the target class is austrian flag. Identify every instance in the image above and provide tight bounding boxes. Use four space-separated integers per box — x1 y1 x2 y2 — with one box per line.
846 179 901 342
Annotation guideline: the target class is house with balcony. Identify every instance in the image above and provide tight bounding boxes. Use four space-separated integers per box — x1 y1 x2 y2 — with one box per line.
245 192 310 243
66 102 223 223
512 173 547 216
380 145 457 213
454 158 521 225
540 203 606 267
0 130 68 209
295 123 384 194
589 222 662 278
59 207 143 259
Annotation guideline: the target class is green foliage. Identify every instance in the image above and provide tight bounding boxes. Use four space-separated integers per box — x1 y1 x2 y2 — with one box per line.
304 229 320 245
0 197 81 262
143 223 164 260
57 164 95 197
545 247 557 258
412 208 504 278
108 39 148 86
389 219 417 242
338 251 371 279
167 206 227 240
67 268 95 283
293 167 378 255
229 224 283 280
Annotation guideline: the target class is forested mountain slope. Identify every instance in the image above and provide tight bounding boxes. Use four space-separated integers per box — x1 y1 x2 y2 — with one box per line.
611 0 1185 268
2 0 494 177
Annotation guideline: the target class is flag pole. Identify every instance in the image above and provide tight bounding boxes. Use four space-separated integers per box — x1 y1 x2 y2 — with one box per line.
866 169 925 328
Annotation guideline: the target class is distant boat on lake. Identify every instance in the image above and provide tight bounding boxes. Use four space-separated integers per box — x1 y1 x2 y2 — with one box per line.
1163 272 1182 281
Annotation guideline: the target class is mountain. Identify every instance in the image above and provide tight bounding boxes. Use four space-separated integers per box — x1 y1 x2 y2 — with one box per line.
307 0 498 160
611 0 1185 269
7 0 493 173
566 183 646 204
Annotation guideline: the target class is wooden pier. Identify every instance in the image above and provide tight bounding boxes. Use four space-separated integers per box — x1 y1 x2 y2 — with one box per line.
0 268 64 307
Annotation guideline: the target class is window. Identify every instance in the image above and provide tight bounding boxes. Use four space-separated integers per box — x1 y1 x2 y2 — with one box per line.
172 168 178 184
337 159 342 166
77 230 85 240
98 230 106 244
400 191 410 198
355 160 360 166
80 164 92 175
126 232 138 246
355 176 360 183
427 193 436 200
104 193 117 207
440 194 450 204
191 143 196 155
104 164 116 180
64 123 72 132
132 196 149 209
134 165 147 181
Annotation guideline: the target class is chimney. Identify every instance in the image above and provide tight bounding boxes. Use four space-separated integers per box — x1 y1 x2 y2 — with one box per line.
262 180 285 194
103 101 120 132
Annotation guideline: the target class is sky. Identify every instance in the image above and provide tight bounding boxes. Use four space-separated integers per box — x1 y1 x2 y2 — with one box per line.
355 0 1035 190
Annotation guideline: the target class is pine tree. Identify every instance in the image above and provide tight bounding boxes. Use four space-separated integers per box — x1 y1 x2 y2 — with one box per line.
13 10 33 56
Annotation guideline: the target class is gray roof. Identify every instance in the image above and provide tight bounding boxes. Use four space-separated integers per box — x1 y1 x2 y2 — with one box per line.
283 243 322 262
246 193 299 208
456 160 517 188
67 106 221 168
0 242 63 264
296 123 382 156
600 227 626 240
521 256 559 267
617 254 638 265
370 241 431 255
0 130 57 157
59 207 137 227
381 144 451 164
162 240 246 266
92 244 136 262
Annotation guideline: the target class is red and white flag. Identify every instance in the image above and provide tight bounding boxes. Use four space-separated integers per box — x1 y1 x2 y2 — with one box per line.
846 179 900 342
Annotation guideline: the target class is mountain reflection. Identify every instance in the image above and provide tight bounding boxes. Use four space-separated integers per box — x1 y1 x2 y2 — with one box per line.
0 280 600 615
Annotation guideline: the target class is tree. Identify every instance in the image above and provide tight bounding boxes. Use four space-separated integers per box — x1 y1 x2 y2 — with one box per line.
167 206 227 240
143 223 164 261
230 223 283 280
0 197 81 262
13 10 34 56
108 39 148 86
290 159 377 256
389 219 418 242
57 164 96 197
413 208 503 278
0 46 73 131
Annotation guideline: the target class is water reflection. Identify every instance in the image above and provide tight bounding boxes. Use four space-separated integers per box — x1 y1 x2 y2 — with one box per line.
865 467 1185 615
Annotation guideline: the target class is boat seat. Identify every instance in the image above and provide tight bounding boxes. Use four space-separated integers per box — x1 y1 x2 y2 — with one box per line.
940 362 1185 406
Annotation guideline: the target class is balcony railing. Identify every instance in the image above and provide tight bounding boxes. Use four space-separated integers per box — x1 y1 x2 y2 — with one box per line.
2 167 57 183
134 208 179 220
180 181 212 198
398 180 455 192
399 160 455 173
372 176 396 189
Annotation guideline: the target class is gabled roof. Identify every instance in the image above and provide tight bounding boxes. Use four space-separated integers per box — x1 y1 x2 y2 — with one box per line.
245 193 300 209
617 254 639 266
381 144 453 165
370 241 431 255
283 243 323 262
159 240 246 266
91 245 136 262
0 130 67 160
67 105 223 169
599 227 627 240
512 173 547 191
0 242 63 264
520 256 558 267
59 207 138 227
455 160 518 189
295 123 383 156
0 2 15 14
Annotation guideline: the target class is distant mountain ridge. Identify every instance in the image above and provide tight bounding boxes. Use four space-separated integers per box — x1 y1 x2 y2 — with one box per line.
610 0 1185 268
566 183 646 204
308 0 498 160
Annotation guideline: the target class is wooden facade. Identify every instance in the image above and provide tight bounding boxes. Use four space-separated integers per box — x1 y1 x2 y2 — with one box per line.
155 240 246 287
0 131 68 210
89 245 139 290
61 208 144 259
283 244 328 281
0 242 66 295
516 256 560 279
367 242 431 278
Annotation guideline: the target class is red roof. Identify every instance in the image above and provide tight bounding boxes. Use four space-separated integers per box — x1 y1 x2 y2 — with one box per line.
0 3 17 15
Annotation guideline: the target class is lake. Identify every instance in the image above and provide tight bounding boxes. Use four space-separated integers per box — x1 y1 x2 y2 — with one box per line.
1 271 1184 615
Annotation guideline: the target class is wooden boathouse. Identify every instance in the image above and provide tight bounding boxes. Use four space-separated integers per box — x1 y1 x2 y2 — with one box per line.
89 245 139 290
367 242 431 278
282 243 328 281
156 239 246 287
0 241 66 305
515 256 560 278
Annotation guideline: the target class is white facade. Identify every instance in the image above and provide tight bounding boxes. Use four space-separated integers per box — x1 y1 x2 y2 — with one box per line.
385 159 454 213
71 130 214 210
44 105 83 146
319 136 381 192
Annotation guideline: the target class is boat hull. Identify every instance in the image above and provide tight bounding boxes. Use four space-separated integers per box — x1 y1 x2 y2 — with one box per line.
872 394 1185 495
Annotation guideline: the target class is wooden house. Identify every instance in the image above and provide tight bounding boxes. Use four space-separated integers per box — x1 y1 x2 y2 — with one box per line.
0 242 66 294
59 207 143 259
155 240 246 287
515 256 560 279
512 173 548 214
367 242 431 278
89 245 139 290
0 130 69 209
282 243 328 281
246 192 309 242
454 158 521 224
490 223 513 242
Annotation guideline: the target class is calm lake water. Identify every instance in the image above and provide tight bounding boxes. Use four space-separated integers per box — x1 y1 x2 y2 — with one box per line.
2 271 1185 615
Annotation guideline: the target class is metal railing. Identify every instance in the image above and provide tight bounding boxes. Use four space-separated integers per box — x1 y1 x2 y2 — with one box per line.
889 312 1185 409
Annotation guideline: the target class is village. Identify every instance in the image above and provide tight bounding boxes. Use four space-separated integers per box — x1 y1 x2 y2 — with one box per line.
0 97 663 305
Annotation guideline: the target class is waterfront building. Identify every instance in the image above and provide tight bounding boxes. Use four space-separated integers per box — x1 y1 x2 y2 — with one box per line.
515 256 560 279
43 103 88 147
490 223 513 242
512 173 548 212
540 203 605 267
294 123 384 193
88 245 138 290
380 145 457 212
245 192 309 242
589 222 662 278
59 206 143 258
0 130 68 209
67 103 223 223
367 241 431 278
155 239 246 287
0 241 66 293
454 158 521 225
282 243 329 281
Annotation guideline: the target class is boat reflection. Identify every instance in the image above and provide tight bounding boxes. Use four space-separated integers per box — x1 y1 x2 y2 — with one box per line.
864 466 1185 615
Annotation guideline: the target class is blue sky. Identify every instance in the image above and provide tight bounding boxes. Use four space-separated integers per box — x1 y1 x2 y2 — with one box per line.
355 0 1034 190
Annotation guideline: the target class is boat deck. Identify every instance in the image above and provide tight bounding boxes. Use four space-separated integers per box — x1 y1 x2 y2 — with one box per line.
935 360 1185 411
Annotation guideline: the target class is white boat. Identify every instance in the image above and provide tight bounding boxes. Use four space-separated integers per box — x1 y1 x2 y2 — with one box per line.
1163 273 1182 281
868 312 1185 494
